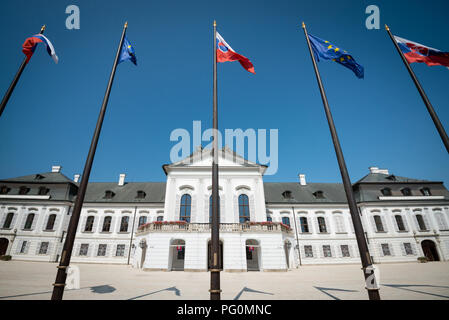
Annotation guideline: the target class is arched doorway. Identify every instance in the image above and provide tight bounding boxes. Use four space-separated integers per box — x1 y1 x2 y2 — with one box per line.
208 240 223 270
421 240 440 261
284 240 291 269
170 239 185 271
0 238 8 256
246 239 260 271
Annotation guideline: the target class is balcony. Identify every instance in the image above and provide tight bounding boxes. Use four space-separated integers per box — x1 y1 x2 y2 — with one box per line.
136 221 292 235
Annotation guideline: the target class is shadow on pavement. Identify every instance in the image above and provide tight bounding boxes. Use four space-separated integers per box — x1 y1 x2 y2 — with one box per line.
128 286 181 300
233 287 274 300
313 286 358 300
382 284 449 299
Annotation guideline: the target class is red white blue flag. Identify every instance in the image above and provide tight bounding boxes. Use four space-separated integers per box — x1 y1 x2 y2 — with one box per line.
22 34 59 64
216 32 255 74
394 35 449 69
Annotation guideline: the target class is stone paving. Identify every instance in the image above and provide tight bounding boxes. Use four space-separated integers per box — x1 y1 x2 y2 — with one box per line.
0 260 448 300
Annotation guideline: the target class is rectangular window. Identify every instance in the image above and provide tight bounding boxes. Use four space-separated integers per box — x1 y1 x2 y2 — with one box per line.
323 245 332 257
20 241 27 254
404 243 414 255
381 243 391 256
116 244 125 257
79 244 89 256
341 245 350 257
97 244 107 256
39 242 49 254
304 245 313 258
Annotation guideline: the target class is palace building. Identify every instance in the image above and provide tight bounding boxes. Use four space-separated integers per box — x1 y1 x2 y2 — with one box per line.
0 147 448 271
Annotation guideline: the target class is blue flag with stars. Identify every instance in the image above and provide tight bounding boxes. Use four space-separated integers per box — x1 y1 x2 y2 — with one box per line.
118 36 137 65
308 34 364 79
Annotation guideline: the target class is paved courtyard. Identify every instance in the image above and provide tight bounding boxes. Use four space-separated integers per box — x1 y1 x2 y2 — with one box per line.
0 260 448 300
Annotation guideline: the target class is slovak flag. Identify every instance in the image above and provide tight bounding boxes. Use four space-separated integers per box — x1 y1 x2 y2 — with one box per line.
216 32 255 74
22 34 59 64
394 35 449 68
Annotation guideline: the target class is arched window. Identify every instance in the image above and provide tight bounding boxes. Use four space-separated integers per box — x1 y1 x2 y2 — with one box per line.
120 216 129 232
238 194 250 223
179 194 191 222
3 212 14 229
84 216 95 232
334 215 345 233
300 217 309 233
45 214 57 231
19 186 30 195
209 196 220 223
282 216 290 227
267 215 272 222
157 216 163 222
374 215 384 232
416 214 427 231
102 216 112 232
38 187 49 195
395 215 406 231
421 188 431 196
138 216 147 227
24 213 35 230
401 188 412 196
381 188 392 196
317 217 327 233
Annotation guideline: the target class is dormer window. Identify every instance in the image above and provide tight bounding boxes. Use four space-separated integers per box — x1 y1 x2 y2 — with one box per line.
282 190 292 199
34 174 45 180
136 190 146 199
401 188 412 196
0 186 10 194
381 188 392 196
386 175 397 181
38 187 49 195
104 190 115 199
19 186 30 195
313 191 325 199
421 188 431 196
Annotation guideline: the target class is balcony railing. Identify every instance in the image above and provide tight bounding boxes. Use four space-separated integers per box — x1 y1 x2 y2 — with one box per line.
136 222 292 234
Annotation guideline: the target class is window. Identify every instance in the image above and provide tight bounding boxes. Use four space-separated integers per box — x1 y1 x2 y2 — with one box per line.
104 190 115 199
300 217 309 233
266 215 272 222
386 175 396 181
281 190 292 199
19 186 30 195
45 214 56 231
97 244 107 256
179 194 191 222
421 188 431 196
381 188 392 196
374 215 384 232
38 187 49 195
334 215 345 233
381 243 391 256
136 190 146 199
304 245 313 258
404 243 414 255
435 212 448 230
416 214 427 231
282 216 290 227
317 217 327 233
313 191 325 199
116 244 125 257
24 213 35 230
138 216 147 227
84 216 95 232
3 212 14 229
34 174 44 180
323 245 332 257
401 188 412 196
395 215 406 231
39 242 49 254
238 194 250 223
157 216 163 222
102 216 112 232
120 216 129 232
79 244 89 256
341 245 350 257
209 196 220 223
20 241 28 254
0 186 10 194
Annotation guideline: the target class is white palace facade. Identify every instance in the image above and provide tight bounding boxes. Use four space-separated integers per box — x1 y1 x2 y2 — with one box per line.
1 147 449 271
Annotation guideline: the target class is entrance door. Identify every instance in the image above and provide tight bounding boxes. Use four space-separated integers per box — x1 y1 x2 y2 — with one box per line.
284 241 291 268
170 239 185 271
246 246 259 271
421 240 440 261
0 238 8 256
208 241 223 270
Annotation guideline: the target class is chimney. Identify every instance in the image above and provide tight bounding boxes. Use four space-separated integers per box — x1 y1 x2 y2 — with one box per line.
51 165 61 173
299 174 306 186
73 174 80 183
118 173 126 186
369 166 389 175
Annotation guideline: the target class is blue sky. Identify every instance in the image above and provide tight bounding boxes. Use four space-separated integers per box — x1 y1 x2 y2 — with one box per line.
0 0 448 186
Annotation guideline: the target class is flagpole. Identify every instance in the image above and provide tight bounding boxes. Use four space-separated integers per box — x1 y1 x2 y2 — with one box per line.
51 22 128 300
385 25 449 154
0 25 46 119
210 19 221 301
302 22 381 300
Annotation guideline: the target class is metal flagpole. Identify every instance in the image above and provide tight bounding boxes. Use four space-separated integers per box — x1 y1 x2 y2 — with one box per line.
302 22 381 300
210 19 221 300
385 25 449 154
0 25 46 119
51 22 128 300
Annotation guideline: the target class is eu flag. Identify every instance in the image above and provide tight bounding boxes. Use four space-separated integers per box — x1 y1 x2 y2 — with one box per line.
118 36 137 65
308 34 364 79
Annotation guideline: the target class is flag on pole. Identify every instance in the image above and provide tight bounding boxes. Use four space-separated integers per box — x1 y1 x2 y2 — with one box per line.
216 32 255 74
393 35 449 68
118 36 137 65
22 34 58 64
307 34 364 79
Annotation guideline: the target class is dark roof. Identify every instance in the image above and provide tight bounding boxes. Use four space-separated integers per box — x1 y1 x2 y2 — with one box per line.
264 182 347 204
84 182 166 203
355 173 432 184
0 172 75 184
